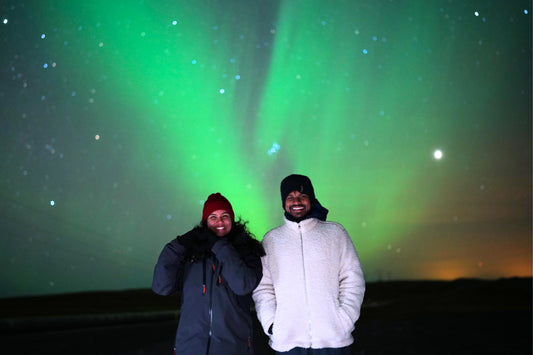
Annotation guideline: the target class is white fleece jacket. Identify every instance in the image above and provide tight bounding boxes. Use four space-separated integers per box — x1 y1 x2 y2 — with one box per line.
253 217 365 352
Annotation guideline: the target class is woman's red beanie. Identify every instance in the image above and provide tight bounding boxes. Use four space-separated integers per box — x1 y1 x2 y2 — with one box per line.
202 193 235 221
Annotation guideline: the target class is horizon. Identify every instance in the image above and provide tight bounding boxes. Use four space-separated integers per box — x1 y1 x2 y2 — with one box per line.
1 0 531 298
1 276 531 302
2 276 531 301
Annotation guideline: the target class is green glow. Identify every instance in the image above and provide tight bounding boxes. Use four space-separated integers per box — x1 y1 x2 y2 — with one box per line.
1 0 530 297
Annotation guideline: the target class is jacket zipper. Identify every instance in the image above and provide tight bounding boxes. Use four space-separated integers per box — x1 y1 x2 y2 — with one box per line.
298 224 313 346
206 261 216 354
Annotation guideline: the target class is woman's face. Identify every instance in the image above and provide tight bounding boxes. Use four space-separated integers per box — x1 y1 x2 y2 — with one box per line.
206 209 233 237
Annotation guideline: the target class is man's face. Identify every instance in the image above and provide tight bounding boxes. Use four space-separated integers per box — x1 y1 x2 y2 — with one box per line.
206 209 233 237
284 191 311 220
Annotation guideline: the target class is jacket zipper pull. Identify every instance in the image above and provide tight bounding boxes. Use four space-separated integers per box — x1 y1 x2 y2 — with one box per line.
212 263 222 285
202 258 207 295
217 264 223 285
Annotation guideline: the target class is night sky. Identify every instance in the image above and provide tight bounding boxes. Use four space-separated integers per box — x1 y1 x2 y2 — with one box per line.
1 1 531 298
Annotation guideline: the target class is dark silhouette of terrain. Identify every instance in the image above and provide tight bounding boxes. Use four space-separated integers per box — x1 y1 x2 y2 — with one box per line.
1 278 531 354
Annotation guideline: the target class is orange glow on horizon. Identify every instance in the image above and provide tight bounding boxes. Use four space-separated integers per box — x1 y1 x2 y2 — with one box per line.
421 258 532 280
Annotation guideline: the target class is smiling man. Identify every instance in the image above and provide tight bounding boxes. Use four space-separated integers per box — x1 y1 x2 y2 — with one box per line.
253 174 366 355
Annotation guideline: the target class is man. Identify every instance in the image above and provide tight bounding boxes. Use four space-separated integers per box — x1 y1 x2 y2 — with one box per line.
253 174 365 354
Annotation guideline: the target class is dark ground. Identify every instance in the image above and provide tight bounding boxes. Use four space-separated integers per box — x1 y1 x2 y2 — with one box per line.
1 278 531 355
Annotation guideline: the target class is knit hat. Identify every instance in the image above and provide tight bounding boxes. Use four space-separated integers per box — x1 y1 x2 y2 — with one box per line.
202 193 235 221
280 174 316 206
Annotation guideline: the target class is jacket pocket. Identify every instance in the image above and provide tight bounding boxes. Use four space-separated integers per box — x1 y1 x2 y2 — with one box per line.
337 306 355 334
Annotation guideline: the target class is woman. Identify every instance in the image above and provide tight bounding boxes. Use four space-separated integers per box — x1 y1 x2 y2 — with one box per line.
152 193 265 354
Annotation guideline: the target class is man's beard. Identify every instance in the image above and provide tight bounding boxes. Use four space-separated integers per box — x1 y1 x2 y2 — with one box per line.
285 208 309 222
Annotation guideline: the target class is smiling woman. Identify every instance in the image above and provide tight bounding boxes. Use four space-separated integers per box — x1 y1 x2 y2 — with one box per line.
152 192 265 354
207 210 233 236
204 193 234 237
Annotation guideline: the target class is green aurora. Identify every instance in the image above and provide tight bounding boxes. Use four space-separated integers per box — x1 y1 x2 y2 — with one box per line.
1 0 531 297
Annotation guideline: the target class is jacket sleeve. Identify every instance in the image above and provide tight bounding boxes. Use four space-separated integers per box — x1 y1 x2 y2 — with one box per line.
152 237 186 296
252 253 276 335
337 227 366 328
211 238 263 296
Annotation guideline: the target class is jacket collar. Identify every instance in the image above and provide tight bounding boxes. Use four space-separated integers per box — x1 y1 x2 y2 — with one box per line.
283 215 319 233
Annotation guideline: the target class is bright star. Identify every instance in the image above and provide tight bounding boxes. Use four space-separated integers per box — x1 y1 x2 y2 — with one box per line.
433 149 443 160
